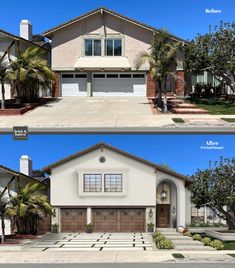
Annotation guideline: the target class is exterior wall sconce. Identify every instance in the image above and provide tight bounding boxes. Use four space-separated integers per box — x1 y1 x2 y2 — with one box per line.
160 190 167 200
149 209 153 218
172 206 176 214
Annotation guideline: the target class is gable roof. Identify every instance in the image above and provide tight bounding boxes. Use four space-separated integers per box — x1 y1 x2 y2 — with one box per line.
43 7 187 43
0 29 50 51
0 164 48 185
43 142 191 184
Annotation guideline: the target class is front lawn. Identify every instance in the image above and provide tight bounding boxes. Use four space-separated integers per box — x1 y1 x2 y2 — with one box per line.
188 98 235 115
223 241 235 250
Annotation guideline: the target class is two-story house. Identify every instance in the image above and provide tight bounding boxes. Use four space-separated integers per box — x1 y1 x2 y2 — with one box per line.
43 7 187 98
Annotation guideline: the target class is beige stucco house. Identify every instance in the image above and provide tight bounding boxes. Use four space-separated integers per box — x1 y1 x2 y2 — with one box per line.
43 142 192 232
43 7 186 98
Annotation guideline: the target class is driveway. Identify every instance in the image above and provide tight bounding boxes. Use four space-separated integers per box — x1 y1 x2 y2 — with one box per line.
27 232 154 252
0 97 234 131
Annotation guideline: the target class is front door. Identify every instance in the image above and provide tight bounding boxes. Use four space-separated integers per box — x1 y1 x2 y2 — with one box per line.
156 204 170 228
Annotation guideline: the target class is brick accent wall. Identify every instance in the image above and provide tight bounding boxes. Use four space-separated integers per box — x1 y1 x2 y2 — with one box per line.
52 72 60 97
175 70 185 96
146 73 156 97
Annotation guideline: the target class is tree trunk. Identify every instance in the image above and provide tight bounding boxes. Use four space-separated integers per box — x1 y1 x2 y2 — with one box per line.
1 215 5 244
1 80 5 109
157 80 163 108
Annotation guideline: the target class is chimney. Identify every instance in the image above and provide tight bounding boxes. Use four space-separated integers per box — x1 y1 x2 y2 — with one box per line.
20 155 33 177
20 20 32 41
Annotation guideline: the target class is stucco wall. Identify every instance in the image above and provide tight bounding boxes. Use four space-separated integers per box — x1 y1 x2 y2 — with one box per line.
50 147 156 207
51 11 152 70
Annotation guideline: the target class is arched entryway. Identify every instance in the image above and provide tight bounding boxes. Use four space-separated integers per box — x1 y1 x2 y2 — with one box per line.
156 180 177 228
156 177 186 228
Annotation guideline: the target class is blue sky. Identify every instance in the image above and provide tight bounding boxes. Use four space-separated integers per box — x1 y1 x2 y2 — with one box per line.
0 134 234 176
0 0 233 40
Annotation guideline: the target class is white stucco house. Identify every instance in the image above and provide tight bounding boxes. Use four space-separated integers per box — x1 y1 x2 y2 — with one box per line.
43 142 193 232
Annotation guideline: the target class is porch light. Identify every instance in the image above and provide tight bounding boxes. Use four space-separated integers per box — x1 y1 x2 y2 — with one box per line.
160 190 167 200
149 209 153 218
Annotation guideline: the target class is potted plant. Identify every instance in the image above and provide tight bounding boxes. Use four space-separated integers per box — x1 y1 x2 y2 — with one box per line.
85 223 93 233
51 223 59 233
147 222 154 232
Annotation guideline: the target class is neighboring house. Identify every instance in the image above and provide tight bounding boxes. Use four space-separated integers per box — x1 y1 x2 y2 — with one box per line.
0 156 50 236
43 7 187 98
192 71 233 95
43 142 192 232
0 20 51 101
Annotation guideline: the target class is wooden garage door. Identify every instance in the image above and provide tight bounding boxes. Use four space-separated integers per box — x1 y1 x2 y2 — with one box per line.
61 208 86 232
93 208 145 232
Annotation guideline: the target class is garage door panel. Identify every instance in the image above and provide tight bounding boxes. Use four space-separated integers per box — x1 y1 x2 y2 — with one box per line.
61 208 86 232
93 73 146 96
61 74 87 96
93 208 145 232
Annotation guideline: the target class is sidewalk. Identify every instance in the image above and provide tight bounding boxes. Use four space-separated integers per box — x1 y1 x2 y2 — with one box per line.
0 250 234 263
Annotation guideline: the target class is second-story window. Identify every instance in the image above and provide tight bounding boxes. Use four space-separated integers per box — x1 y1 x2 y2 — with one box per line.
84 174 102 192
85 39 101 56
105 39 122 56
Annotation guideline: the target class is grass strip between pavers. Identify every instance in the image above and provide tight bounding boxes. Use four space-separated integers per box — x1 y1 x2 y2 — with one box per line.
228 254 235 258
221 118 235 123
172 118 185 123
172 253 185 259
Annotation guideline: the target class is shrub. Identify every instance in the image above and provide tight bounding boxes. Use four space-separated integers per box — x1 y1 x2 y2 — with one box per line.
192 234 202 241
183 231 192 237
213 223 221 227
189 222 197 227
202 237 211 246
154 234 165 243
199 222 209 227
152 231 161 238
157 239 174 249
210 240 224 250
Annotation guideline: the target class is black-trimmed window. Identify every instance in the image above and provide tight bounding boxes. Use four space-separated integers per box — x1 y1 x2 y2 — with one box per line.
107 74 118 78
133 74 145 78
62 74 74 78
75 74 87 78
105 39 122 56
104 174 123 192
84 174 102 192
93 74 105 78
120 74 131 78
85 39 101 56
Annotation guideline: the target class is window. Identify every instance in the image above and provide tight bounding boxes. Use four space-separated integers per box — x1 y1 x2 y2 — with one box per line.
120 74 131 78
62 74 74 78
84 174 102 192
133 74 145 78
107 74 118 78
75 74 87 78
105 39 122 56
85 39 101 56
93 74 105 78
104 174 123 192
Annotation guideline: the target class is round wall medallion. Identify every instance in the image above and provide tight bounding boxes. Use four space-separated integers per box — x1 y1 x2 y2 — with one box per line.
99 156 106 163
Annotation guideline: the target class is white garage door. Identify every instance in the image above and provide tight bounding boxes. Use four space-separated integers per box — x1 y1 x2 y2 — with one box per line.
93 73 146 96
61 73 87 96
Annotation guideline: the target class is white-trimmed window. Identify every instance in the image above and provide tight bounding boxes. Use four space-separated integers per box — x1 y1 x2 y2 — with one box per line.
84 174 102 192
84 39 101 56
105 39 122 56
104 174 123 192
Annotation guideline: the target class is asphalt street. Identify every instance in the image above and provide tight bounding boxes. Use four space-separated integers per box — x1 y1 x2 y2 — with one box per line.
0 263 234 268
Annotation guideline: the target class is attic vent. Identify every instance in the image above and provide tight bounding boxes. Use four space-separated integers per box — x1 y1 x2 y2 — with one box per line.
99 156 106 163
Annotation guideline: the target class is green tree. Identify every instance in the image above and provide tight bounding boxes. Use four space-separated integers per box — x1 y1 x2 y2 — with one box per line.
136 32 181 108
185 22 235 93
190 157 235 230
7 46 53 103
6 181 52 235
0 63 7 109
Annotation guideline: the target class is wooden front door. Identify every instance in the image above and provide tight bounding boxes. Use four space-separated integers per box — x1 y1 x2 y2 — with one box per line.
156 204 170 228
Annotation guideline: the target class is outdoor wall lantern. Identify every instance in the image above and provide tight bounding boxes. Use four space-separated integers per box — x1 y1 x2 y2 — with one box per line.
160 184 167 201
172 206 176 214
149 209 153 218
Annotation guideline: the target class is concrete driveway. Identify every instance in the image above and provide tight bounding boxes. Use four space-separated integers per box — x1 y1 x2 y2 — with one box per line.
0 97 234 131
27 232 153 252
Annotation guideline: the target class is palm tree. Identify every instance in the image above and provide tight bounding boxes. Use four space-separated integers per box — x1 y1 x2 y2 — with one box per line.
0 197 8 244
0 62 8 109
136 32 181 108
7 46 53 103
6 182 52 235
